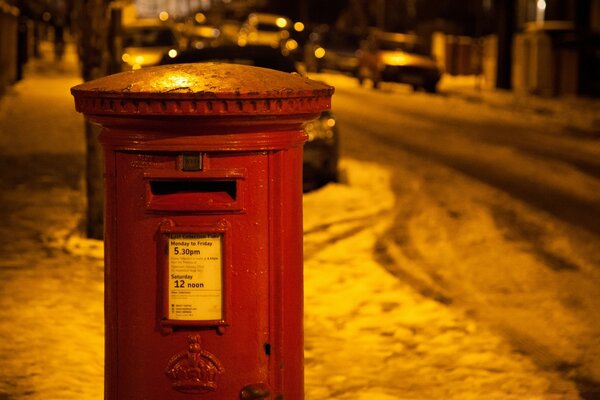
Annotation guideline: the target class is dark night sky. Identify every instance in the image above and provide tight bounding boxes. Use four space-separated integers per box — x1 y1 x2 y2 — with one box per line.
264 0 494 35
267 0 348 24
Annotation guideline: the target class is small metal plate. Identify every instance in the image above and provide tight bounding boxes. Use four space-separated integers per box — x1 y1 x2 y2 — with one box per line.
182 152 202 171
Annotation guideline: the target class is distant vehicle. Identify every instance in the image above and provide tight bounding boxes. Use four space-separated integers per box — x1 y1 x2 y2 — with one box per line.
305 27 361 75
302 109 339 191
357 30 441 92
160 44 339 191
238 13 291 48
217 18 244 44
187 23 222 49
181 12 222 49
121 22 179 70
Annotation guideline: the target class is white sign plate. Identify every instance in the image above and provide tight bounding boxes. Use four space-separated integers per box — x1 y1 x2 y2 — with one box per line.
167 233 222 321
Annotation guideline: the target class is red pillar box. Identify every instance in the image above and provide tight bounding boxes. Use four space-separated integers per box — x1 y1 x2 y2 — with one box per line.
71 63 333 400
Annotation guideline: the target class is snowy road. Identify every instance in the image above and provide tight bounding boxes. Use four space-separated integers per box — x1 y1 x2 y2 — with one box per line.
315 73 600 396
331 76 600 234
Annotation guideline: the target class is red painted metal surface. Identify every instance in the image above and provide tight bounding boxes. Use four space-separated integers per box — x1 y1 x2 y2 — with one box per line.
71 63 333 400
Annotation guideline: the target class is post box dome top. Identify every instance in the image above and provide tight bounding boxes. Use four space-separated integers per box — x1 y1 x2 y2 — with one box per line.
71 63 334 117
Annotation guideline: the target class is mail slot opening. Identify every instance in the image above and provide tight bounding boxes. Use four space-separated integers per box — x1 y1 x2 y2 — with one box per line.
150 180 237 203
151 180 236 199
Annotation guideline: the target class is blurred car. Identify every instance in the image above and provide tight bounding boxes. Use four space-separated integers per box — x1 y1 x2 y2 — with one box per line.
357 30 441 92
302 109 339 191
121 22 180 70
183 12 222 49
188 24 222 49
160 44 339 191
238 13 291 48
305 27 361 75
217 18 244 44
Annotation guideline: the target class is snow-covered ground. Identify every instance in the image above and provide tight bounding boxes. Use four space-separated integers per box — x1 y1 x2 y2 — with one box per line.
305 71 600 398
303 159 579 399
313 71 600 134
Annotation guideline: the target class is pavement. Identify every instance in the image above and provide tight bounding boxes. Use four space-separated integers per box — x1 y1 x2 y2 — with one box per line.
0 41 586 399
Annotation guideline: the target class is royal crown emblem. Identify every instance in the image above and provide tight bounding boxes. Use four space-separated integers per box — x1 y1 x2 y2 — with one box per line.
165 334 224 394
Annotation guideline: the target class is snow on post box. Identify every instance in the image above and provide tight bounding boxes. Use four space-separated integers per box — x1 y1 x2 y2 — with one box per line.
71 63 333 400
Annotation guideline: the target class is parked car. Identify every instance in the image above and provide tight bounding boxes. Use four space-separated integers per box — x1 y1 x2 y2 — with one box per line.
357 30 441 92
160 44 339 191
237 13 291 48
305 27 361 75
186 15 219 48
217 18 244 44
302 109 339 190
121 22 179 70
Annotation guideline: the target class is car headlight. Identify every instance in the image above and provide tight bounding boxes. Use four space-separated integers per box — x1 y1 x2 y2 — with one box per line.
381 53 408 66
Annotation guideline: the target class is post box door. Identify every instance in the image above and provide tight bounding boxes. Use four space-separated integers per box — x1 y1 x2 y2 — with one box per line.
107 150 273 400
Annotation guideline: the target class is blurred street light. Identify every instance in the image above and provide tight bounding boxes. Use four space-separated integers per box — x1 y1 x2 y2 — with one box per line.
536 0 546 23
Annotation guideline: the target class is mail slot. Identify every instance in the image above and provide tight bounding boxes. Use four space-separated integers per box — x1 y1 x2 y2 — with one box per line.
71 63 334 399
145 169 246 211
149 180 236 199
